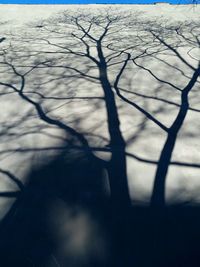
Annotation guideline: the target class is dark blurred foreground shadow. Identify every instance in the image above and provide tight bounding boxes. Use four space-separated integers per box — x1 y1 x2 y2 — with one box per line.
0 150 200 267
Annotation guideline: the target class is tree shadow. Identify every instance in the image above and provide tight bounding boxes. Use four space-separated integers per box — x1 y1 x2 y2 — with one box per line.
0 8 200 267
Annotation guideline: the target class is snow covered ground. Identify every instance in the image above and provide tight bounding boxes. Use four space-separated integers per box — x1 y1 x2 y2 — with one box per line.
0 4 200 219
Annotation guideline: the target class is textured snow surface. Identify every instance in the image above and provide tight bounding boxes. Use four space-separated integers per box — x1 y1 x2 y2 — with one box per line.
0 5 200 219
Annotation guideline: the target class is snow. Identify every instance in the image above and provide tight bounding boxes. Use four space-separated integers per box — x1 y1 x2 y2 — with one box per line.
0 4 200 219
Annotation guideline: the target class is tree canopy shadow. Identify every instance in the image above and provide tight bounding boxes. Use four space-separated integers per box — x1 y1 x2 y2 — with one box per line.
0 8 200 267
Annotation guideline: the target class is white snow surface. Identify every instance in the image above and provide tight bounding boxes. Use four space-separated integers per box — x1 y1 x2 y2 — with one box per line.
0 4 200 219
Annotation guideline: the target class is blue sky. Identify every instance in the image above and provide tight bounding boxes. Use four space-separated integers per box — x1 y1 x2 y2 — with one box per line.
0 0 196 6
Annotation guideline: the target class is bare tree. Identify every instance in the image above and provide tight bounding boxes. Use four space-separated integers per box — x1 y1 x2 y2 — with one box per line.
0 9 200 212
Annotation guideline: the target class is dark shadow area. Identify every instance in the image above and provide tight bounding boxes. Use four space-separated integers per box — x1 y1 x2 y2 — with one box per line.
1 153 200 267
0 151 113 267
